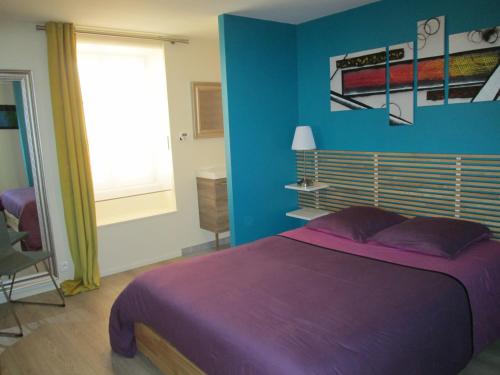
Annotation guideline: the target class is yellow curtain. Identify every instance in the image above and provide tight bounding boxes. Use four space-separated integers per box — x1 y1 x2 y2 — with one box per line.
46 22 100 296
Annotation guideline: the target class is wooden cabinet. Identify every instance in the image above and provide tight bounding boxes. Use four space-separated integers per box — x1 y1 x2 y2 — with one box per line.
196 177 229 248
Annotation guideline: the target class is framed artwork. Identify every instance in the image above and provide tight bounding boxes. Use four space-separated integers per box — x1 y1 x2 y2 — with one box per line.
417 16 446 107
191 82 224 139
329 15 498 125
330 47 387 112
0 105 18 129
448 26 500 104
388 42 414 125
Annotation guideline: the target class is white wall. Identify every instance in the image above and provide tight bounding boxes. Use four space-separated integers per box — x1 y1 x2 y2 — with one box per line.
0 82 15 104
0 130 27 191
0 20 226 281
0 82 27 191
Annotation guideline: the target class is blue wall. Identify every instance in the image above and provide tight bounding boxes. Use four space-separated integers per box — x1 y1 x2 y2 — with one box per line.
220 0 500 245
297 0 500 153
219 15 299 245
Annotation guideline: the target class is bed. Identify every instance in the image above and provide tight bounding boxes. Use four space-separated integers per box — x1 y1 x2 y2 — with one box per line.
0 187 42 251
109 225 500 375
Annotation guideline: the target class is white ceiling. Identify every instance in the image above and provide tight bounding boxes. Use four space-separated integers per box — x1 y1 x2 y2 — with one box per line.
0 0 378 38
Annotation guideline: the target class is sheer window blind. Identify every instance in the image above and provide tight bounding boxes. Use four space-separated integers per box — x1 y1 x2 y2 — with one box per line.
77 36 173 201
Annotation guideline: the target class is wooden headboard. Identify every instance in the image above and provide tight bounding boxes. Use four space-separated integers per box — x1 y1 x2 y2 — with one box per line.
296 150 500 239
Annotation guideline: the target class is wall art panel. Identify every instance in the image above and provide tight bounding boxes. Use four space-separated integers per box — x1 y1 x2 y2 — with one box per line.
417 16 445 107
330 47 387 112
448 26 500 104
388 42 414 125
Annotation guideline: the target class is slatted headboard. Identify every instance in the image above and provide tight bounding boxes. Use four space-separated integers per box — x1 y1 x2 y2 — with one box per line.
296 150 500 239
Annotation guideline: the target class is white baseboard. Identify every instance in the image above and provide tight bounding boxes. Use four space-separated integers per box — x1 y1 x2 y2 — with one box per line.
0 252 180 303
100 251 181 277
0 275 57 304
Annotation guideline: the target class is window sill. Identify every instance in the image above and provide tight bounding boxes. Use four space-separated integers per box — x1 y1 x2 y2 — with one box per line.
95 190 177 227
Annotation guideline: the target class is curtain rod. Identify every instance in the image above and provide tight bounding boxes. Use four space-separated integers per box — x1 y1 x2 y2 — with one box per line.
35 24 189 44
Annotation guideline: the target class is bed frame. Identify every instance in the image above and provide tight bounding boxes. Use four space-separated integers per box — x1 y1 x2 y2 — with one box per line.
135 323 204 374
135 149 500 374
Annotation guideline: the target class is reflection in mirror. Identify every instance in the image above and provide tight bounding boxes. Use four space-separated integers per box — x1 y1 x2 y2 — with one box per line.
0 71 56 287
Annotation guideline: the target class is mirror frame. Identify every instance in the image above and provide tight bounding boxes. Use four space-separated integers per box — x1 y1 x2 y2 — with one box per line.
0 70 57 278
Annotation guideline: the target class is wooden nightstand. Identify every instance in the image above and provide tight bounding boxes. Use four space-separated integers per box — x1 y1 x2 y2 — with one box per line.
196 170 229 249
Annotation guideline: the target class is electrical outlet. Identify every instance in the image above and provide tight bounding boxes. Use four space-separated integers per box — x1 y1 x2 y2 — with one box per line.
60 261 69 271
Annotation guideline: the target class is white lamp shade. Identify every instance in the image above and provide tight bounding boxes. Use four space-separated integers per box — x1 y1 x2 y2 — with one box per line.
291 126 316 151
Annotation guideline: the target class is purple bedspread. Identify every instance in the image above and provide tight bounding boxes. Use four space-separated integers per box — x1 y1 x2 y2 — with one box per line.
109 233 484 375
284 227 500 354
0 187 42 250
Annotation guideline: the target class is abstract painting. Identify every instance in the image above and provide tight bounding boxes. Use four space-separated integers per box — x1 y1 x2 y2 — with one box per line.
448 26 500 104
388 42 414 125
0 105 18 129
330 47 386 112
329 16 498 125
417 16 445 107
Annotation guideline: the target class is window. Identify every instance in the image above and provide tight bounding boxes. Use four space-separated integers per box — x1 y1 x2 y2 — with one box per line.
77 36 173 201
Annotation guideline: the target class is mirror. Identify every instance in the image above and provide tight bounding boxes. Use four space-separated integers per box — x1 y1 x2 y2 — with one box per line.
0 70 56 285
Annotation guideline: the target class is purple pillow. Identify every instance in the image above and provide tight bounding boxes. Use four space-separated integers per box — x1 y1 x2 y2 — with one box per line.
306 206 406 243
371 217 491 259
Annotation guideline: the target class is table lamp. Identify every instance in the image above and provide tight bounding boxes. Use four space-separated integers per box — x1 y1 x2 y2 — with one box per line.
291 125 316 187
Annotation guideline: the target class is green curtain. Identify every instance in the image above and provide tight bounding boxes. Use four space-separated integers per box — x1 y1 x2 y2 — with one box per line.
46 22 100 296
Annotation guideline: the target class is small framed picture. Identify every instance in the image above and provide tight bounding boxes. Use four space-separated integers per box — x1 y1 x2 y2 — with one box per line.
0 105 18 129
191 82 224 138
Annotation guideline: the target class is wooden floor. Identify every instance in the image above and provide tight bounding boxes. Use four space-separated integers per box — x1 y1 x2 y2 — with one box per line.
0 253 499 375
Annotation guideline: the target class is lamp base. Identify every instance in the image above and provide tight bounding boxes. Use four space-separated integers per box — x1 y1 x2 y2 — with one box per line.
297 178 314 188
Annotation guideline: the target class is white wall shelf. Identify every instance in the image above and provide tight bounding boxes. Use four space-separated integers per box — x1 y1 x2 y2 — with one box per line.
286 207 330 221
284 182 329 192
